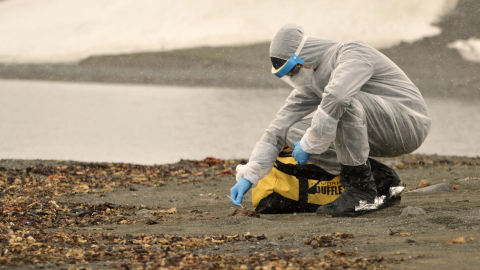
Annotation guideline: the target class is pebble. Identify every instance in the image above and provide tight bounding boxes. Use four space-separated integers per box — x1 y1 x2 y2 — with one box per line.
410 183 453 192
135 209 153 217
400 206 426 216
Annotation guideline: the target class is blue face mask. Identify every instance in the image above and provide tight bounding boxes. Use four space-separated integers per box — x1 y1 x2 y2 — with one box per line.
271 35 312 88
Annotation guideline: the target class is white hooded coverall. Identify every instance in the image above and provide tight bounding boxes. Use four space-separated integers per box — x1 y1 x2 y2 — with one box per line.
236 24 431 187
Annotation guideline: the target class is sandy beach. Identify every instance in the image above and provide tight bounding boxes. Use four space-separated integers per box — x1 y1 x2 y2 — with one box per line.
0 154 479 269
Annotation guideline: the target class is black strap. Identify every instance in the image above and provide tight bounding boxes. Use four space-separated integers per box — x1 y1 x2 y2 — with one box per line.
274 160 335 181
297 174 309 206
278 150 293 157
278 145 293 157
274 160 337 206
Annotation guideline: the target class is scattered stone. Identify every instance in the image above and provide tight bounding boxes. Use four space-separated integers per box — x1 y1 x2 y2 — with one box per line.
0 157 419 269
150 207 177 214
189 217 220 222
70 210 93 217
228 209 260 218
419 180 430 187
411 183 453 192
136 209 153 217
304 233 354 249
400 206 426 216
389 229 412 236
144 219 158 225
405 239 417 244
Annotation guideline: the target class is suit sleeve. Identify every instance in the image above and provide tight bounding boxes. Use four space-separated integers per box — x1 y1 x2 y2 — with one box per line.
300 49 374 154
236 89 320 186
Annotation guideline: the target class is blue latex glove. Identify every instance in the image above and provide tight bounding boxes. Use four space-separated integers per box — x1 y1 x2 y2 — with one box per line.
230 177 252 206
292 141 311 165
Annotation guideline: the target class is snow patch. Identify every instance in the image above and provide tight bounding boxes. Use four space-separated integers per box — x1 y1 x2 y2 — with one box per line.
448 38 480 62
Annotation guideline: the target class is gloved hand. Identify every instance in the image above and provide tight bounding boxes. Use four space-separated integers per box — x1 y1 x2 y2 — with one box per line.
292 141 311 165
230 177 252 206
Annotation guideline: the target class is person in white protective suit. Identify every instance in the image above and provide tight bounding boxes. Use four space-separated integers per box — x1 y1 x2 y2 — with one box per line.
229 23 431 217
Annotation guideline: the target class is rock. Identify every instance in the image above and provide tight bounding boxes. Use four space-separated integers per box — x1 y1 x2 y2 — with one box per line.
136 209 153 217
228 209 260 218
405 239 417 244
70 210 93 217
144 219 158 225
419 180 430 187
411 183 453 192
400 206 426 216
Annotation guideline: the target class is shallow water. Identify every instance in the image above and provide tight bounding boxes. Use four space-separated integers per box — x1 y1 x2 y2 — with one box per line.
0 80 478 165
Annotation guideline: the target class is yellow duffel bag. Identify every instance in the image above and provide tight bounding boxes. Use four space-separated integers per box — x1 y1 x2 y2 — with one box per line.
252 146 342 214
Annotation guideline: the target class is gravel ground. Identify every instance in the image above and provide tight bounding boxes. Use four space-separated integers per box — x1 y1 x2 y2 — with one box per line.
1 154 480 269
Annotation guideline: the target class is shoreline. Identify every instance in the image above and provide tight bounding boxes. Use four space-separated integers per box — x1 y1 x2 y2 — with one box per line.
1 152 480 169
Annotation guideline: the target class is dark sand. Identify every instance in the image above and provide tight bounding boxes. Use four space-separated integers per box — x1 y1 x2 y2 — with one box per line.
0 155 480 269
1 0 480 269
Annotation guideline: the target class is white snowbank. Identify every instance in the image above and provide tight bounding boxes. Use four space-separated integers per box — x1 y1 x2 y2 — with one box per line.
448 38 480 62
0 0 458 63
